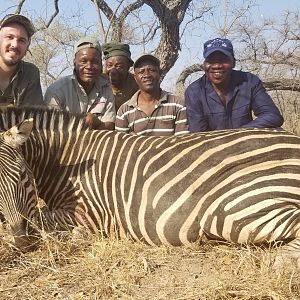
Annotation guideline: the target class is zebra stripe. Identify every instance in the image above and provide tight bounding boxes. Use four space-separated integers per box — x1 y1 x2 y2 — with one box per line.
0 119 38 247
0 109 300 260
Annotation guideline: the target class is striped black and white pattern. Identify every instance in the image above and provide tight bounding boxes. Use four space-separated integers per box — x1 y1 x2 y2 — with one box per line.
0 119 38 247
0 108 300 257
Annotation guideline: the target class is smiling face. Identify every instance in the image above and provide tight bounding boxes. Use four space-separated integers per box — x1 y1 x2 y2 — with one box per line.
74 48 102 89
0 23 29 67
134 60 161 93
203 51 235 88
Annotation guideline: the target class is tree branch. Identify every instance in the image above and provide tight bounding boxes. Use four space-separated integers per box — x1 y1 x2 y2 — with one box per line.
263 78 300 92
15 0 26 14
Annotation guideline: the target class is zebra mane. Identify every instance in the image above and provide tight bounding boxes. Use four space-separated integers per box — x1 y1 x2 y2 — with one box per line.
0 107 88 132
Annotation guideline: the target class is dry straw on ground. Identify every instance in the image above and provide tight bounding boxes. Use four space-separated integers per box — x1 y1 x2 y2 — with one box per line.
0 229 300 300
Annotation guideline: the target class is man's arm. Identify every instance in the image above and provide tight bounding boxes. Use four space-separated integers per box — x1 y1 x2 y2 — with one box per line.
241 75 284 128
97 93 116 130
185 84 209 132
85 113 114 130
173 96 189 135
115 105 130 133
44 85 64 110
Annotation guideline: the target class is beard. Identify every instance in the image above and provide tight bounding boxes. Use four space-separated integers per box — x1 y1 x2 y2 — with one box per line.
0 49 22 67
2 57 20 66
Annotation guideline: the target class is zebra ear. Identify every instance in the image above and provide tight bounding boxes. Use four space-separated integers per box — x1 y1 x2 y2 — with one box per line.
3 118 34 148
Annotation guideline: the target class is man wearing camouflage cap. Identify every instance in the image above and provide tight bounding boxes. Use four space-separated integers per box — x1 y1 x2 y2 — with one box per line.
103 42 138 112
44 37 115 130
0 14 43 107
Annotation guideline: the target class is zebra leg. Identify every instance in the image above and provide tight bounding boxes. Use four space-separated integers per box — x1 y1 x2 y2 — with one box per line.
33 199 102 234
33 205 77 232
273 238 300 270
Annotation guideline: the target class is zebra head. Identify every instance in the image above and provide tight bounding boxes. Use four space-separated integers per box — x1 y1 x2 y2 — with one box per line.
0 118 39 250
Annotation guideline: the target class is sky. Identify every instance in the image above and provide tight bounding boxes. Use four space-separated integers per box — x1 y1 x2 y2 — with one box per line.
1 0 299 91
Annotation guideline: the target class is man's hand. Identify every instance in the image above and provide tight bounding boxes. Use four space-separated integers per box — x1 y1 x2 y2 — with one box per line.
85 113 115 130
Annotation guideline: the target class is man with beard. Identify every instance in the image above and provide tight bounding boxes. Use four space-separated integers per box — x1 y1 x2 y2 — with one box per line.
0 14 43 107
44 37 115 130
102 42 138 112
115 54 188 136
185 38 283 132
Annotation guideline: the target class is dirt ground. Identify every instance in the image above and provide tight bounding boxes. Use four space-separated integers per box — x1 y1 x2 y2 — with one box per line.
0 230 300 300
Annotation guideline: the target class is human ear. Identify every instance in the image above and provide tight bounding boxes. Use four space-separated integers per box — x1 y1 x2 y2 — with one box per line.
232 57 236 68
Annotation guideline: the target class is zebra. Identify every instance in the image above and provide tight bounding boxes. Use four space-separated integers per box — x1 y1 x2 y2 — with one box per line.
0 107 300 266
0 118 38 249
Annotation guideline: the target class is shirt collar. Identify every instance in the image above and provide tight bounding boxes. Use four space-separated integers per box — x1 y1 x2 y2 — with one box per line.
127 89 168 107
10 61 23 82
71 71 110 92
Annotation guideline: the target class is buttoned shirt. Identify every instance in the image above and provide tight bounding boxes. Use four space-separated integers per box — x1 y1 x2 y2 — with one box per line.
0 61 43 108
116 90 189 136
185 70 284 132
44 72 115 122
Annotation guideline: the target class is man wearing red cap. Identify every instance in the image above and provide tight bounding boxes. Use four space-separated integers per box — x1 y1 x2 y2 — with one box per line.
185 38 283 132
0 14 43 107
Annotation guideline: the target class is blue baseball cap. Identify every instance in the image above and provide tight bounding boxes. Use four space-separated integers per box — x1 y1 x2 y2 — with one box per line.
203 38 234 59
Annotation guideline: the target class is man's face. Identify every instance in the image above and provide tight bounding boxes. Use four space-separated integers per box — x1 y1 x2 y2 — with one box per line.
105 56 130 87
74 48 102 84
203 51 235 86
0 23 29 67
134 60 160 93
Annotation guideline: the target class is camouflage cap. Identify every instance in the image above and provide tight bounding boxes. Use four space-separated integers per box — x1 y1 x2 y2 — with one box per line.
102 42 134 66
0 14 35 38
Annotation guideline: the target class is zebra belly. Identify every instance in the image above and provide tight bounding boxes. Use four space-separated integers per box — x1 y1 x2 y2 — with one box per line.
202 199 300 244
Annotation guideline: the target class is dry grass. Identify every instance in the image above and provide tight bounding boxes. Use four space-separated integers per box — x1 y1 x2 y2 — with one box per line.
1 230 300 300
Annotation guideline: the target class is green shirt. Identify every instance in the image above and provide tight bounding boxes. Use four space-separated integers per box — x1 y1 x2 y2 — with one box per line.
113 73 138 112
0 61 44 108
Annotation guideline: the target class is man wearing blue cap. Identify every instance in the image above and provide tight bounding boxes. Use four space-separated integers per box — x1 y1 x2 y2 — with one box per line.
185 38 283 132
